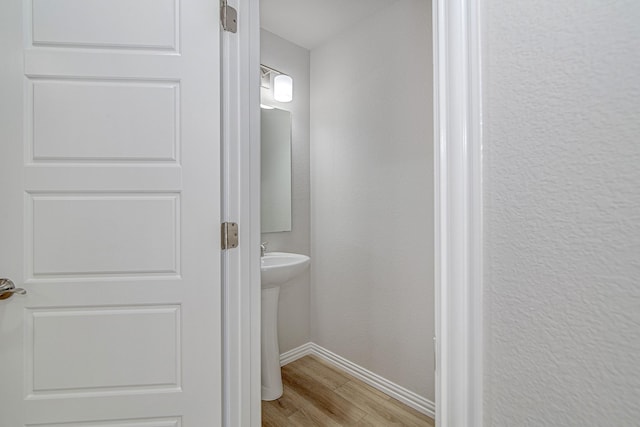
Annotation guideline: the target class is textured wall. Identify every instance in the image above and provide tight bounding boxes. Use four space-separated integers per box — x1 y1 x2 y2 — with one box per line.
483 1 640 425
260 30 311 353
310 0 434 399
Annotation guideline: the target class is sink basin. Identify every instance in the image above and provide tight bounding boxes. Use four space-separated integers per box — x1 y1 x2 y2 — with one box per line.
260 252 310 288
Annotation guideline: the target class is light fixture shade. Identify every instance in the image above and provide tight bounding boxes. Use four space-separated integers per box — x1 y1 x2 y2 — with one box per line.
273 74 293 102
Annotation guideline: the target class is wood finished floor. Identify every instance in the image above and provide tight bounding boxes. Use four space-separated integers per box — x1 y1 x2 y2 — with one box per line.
262 355 435 426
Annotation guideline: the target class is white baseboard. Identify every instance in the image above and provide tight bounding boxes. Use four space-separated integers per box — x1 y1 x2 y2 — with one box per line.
280 342 435 419
279 342 315 366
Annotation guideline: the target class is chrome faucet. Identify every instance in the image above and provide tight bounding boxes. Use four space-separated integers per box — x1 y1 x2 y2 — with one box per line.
260 242 268 257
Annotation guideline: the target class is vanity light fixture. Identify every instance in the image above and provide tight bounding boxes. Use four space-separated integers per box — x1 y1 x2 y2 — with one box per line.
260 64 293 103
273 74 293 103
260 104 275 109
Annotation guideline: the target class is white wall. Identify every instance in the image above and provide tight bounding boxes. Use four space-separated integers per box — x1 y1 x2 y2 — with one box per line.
260 30 311 353
483 1 640 425
310 0 434 400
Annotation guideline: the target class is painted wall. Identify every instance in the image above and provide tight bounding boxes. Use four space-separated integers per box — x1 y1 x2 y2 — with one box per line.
483 1 640 424
310 0 434 400
260 30 311 353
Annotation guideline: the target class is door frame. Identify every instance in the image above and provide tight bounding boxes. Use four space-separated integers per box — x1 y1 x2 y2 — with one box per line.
433 0 484 426
221 0 261 426
226 0 485 425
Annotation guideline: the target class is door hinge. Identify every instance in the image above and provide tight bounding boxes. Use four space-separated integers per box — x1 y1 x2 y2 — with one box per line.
221 222 239 250
220 0 237 33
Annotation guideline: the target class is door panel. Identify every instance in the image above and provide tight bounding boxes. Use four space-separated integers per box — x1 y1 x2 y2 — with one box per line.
27 419 181 427
30 194 179 276
31 0 178 51
0 0 221 425
27 305 180 394
31 79 179 162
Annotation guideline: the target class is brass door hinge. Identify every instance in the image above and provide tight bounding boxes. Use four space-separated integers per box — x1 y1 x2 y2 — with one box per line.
221 222 239 249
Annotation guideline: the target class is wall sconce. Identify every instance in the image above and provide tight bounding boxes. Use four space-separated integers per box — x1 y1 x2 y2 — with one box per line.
273 74 293 103
261 65 293 103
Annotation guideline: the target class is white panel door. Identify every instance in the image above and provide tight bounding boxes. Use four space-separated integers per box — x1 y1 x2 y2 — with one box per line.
0 0 222 425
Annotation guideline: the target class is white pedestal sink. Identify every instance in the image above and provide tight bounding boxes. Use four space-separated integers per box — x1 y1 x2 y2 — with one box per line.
261 252 310 401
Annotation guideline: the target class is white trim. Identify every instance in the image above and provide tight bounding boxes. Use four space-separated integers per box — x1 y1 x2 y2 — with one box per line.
279 342 315 366
433 0 483 427
221 0 261 426
280 343 436 419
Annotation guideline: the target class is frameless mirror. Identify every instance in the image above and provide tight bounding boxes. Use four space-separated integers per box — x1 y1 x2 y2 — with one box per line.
261 107 292 232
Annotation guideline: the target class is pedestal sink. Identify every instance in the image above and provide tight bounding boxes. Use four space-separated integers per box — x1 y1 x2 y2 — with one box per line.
261 252 310 400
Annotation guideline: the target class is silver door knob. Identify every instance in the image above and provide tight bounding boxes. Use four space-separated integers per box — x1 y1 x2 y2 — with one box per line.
0 278 27 300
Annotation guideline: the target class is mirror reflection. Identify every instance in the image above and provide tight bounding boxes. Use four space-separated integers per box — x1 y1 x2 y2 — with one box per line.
261 106 292 232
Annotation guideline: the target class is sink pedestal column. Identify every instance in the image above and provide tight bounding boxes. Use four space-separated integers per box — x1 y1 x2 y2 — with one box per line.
261 286 283 400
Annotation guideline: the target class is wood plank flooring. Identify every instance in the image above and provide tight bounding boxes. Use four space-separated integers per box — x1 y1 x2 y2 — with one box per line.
262 355 435 426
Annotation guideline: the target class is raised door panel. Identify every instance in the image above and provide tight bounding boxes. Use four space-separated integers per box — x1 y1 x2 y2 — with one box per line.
29 194 179 277
27 306 180 396
26 419 181 427
30 79 179 162
31 0 178 51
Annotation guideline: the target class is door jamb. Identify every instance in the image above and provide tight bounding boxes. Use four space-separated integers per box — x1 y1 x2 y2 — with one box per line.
220 0 261 425
433 0 484 426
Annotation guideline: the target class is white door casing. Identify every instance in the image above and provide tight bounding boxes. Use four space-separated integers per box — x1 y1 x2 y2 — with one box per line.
434 0 483 426
0 0 222 425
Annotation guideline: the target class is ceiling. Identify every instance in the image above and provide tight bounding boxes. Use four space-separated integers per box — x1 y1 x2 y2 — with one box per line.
260 0 390 50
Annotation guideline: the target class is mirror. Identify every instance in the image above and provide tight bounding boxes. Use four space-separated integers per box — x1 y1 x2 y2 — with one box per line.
261 107 292 232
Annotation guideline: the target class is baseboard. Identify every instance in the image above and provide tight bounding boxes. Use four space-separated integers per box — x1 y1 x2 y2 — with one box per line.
280 342 435 419
279 342 314 366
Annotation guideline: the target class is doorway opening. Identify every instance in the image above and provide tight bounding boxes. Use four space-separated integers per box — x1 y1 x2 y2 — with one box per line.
221 0 484 426
257 0 435 424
